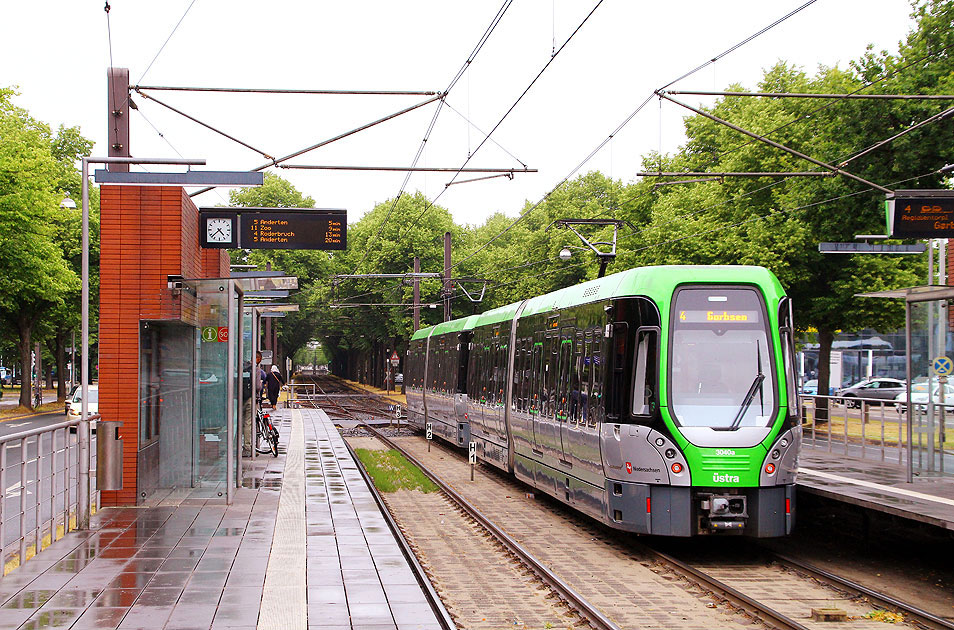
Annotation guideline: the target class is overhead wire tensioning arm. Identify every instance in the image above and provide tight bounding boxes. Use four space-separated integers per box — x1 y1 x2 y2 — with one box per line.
189 93 444 197
134 89 275 160
655 91 894 194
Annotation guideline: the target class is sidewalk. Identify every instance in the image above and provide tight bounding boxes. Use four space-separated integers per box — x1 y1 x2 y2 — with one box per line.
0 407 442 630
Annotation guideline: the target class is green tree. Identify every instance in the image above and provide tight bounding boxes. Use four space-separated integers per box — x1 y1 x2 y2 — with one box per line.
0 89 79 408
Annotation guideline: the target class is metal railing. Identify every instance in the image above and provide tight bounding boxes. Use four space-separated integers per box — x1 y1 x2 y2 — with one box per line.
800 395 908 466
0 415 99 575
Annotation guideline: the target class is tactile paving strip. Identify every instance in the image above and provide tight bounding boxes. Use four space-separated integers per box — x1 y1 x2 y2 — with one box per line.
258 409 307 630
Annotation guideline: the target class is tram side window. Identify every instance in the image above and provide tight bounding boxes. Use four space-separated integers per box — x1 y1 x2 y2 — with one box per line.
631 328 659 417
498 337 507 404
510 339 524 411
545 333 558 418
590 333 603 426
530 339 542 413
607 324 629 421
581 332 592 424
570 332 583 423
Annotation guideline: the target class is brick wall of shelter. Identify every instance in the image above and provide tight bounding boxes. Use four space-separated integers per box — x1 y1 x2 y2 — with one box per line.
98 185 207 505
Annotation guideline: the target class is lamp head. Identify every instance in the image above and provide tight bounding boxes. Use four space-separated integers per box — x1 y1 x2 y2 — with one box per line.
559 248 573 261
60 193 77 210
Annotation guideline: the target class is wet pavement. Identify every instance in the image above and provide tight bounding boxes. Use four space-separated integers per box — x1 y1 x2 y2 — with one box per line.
799 449 954 531
0 408 443 629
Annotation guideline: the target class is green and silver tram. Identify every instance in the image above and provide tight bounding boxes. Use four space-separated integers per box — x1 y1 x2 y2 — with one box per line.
405 265 799 536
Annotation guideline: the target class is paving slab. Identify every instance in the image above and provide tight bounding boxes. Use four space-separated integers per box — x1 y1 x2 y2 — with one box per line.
0 407 443 630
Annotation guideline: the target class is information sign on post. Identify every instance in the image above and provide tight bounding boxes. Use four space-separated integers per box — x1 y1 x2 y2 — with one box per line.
469 441 477 481
886 191 954 238
200 208 347 250
242 212 345 250
932 356 953 376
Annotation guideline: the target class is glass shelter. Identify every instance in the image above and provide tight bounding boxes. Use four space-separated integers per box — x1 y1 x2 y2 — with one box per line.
135 274 297 504
860 285 954 480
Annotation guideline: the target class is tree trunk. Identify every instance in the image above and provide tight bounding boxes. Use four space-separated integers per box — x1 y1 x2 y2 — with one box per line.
816 328 834 421
17 319 33 408
54 332 67 401
45 364 52 390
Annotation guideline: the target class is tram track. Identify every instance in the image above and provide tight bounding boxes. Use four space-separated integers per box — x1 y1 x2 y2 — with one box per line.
301 375 949 630
365 429 945 630
300 376 610 628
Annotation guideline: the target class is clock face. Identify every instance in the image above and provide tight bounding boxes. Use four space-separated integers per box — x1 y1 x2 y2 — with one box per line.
207 218 233 243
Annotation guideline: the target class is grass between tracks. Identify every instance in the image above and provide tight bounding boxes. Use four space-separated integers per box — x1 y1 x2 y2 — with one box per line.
354 448 438 494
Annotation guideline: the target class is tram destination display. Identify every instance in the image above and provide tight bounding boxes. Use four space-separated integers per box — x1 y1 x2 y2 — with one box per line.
886 191 954 239
200 208 347 250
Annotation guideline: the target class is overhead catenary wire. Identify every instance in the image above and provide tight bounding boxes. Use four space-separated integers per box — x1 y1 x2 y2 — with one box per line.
659 0 817 91
608 41 954 240
450 0 820 277
391 0 607 250
440 167 945 310
351 0 517 274
473 28 954 289
136 0 199 85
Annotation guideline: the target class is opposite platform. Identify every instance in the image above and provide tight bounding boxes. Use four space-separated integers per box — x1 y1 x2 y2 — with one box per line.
798 446 954 531
0 407 444 630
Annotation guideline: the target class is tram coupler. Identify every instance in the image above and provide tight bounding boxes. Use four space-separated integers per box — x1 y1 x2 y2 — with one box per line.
698 492 748 533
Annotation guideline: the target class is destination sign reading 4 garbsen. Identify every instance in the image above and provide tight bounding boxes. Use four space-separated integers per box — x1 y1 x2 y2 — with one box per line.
241 211 346 250
887 192 954 238
678 310 760 324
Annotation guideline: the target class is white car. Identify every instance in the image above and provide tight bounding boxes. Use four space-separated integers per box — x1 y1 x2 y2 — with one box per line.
67 384 99 422
894 381 954 413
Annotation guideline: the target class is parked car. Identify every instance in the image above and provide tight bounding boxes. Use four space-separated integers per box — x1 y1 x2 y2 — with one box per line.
67 384 98 424
895 381 954 413
801 379 818 395
836 378 905 408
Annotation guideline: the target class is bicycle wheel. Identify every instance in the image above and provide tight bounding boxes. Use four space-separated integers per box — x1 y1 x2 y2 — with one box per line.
268 426 279 457
254 420 273 454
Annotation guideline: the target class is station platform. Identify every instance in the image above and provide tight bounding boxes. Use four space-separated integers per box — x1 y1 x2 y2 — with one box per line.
797 446 954 532
0 407 443 630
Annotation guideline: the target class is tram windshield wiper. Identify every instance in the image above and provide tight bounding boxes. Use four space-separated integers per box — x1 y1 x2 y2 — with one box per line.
725 344 763 431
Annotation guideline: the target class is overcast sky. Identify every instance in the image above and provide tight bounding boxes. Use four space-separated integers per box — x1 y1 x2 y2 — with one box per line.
4 1 916 226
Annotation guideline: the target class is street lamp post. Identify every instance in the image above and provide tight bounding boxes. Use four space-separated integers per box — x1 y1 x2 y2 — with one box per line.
75 156 205 529
60 194 77 393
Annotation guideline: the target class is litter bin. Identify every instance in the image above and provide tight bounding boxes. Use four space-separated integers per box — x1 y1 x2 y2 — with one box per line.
97 420 123 491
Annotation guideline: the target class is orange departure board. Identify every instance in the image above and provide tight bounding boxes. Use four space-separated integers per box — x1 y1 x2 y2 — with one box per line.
200 208 347 250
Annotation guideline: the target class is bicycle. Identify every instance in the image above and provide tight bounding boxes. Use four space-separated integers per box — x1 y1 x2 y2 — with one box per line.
255 407 279 457
33 387 42 409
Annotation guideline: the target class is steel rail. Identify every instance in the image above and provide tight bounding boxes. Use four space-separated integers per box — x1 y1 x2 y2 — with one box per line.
361 415 808 630
362 424 621 630
636 545 812 630
342 437 457 630
770 553 954 630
